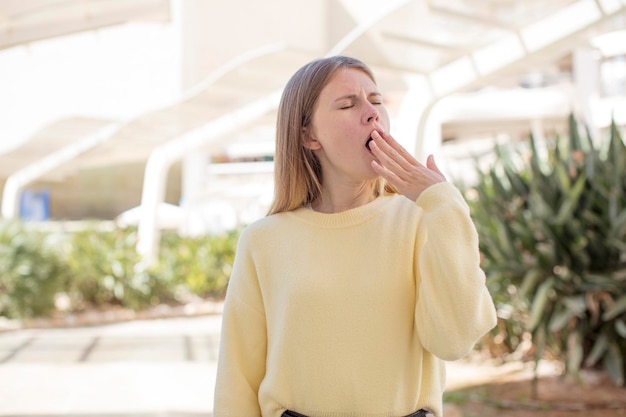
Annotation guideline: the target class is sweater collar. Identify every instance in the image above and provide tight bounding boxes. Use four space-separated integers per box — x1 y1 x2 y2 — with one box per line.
287 195 395 228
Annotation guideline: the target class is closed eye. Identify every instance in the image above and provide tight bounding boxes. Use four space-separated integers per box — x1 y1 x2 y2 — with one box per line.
369 92 383 105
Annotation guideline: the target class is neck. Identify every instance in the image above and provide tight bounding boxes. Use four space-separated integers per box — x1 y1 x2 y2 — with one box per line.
311 181 376 214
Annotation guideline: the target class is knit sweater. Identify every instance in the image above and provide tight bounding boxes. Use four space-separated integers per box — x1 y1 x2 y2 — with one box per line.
214 182 497 417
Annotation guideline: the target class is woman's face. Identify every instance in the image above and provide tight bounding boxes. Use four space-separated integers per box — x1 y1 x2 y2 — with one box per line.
304 67 390 184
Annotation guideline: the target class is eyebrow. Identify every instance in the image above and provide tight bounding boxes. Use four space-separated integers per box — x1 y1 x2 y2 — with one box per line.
334 92 382 102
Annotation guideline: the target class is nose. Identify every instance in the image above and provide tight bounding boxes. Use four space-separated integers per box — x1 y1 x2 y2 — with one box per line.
364 104 379 124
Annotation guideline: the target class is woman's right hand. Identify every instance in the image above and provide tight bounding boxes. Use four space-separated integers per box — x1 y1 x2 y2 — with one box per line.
368 130 446 201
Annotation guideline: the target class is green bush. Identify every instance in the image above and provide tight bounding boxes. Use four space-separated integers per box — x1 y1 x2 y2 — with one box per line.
64 226 176 311
155 229 239 299
0 221 67 319
467 115 626 385
63 226 239 311
0 218 240 319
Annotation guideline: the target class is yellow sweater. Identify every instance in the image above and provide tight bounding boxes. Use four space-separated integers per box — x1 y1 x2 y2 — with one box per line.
214 182 497 417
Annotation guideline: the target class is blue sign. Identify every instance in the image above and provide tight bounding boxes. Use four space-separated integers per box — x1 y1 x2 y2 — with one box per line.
19 190 50 221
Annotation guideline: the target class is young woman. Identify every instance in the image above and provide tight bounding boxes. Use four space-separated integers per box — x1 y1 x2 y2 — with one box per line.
214 56 497 417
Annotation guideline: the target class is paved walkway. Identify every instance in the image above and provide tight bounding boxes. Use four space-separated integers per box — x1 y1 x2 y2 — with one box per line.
0 313 557 417
0 315 221 417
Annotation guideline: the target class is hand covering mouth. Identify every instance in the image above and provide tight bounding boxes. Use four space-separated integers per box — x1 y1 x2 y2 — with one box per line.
365 136 374 151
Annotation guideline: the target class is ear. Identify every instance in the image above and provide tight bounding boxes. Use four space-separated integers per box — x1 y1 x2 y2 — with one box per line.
302 126 322 150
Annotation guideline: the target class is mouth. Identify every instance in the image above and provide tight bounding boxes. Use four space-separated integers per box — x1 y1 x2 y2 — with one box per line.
365 136 374 151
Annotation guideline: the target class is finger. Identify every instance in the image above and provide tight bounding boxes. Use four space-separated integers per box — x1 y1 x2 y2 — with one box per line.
372 159 421 202
371 159 403 185
426 155 447 180
370 131 418 175
376 131 422 169
368 138 406 178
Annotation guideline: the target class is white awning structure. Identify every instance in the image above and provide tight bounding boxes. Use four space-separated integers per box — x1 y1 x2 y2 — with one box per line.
1 0 625 262
0 0 170 49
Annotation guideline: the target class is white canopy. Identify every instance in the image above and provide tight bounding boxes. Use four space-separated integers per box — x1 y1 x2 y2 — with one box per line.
1 0 625 260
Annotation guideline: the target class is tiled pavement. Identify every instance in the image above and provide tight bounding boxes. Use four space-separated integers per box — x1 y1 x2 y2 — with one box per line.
0 315 222 417
0 313 556 417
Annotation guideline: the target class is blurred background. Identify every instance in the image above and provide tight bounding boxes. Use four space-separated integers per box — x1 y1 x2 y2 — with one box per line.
0 0 625 416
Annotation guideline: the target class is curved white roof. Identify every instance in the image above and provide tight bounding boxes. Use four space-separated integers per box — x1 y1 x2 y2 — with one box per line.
1 0 624 178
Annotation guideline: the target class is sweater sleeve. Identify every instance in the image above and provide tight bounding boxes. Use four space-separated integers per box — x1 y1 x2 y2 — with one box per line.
214 229 267 417
413 182 497 361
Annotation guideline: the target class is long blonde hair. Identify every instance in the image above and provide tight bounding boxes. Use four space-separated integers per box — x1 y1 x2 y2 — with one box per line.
267 56 393 215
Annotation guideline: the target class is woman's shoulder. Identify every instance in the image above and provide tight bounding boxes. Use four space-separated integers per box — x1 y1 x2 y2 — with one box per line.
237 211 291 242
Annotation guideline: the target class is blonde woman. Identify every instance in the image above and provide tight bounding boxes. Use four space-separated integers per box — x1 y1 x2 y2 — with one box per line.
214 56 497 417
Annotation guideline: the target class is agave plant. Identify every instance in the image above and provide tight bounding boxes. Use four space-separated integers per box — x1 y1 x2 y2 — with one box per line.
467 114 626 386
